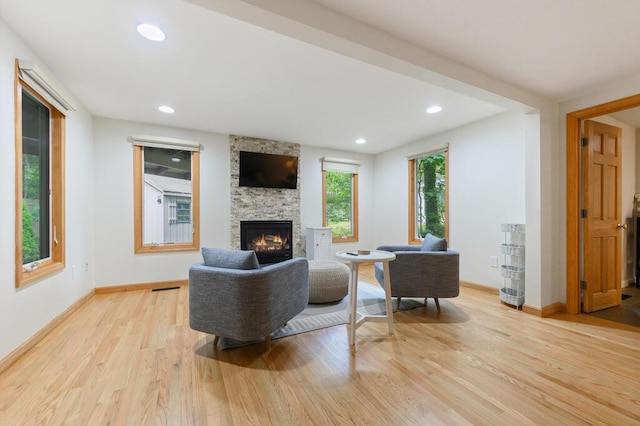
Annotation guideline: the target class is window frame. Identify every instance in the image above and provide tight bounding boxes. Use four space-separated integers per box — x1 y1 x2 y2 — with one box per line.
133 144 200 253
408 149 449 245
322 169 359 243
14 63 66 287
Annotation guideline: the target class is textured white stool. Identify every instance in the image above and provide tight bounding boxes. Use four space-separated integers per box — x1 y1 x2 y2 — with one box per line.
308 260 350 303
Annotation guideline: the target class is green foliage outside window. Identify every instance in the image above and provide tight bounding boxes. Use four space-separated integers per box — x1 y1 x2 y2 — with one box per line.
22 202 39 264
416 154 445 238
325 170 353 237
22 152 43 264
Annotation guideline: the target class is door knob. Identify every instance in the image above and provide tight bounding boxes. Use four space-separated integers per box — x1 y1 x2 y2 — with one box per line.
617 223 628 229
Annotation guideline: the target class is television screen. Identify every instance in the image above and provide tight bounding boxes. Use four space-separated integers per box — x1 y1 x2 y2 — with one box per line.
239 151 298 189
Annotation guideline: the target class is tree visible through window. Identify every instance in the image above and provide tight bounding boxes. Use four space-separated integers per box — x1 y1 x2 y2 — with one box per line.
323 170 359 242
410 150 448 243
15 76 66 287
22 91 50 264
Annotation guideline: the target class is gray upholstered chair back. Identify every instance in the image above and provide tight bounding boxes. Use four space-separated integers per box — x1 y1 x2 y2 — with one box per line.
374 243 459 309
189 256 309 343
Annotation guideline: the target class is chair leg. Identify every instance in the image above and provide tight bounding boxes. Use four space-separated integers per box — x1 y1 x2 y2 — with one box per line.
213 335 220 347
265 335 271 349
396 296 401 310
434 298 441 313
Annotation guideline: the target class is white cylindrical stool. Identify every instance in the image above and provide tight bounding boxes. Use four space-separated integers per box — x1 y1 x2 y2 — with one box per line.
308 260 349 303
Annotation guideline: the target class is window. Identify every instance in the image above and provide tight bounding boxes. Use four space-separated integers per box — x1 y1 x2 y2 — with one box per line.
132 136 200 253
15 68 66 287
322 157 360 243
175 201 191 223
408 149 448 244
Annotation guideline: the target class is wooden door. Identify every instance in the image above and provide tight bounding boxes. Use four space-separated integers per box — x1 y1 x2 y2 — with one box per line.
582 120 622 312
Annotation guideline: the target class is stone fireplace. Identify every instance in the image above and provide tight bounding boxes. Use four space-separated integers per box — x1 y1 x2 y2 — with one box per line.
230 135 302 257
240 220 293 264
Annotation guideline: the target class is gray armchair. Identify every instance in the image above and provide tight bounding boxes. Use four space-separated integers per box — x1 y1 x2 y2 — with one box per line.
374 242 459 312
189 248 309 348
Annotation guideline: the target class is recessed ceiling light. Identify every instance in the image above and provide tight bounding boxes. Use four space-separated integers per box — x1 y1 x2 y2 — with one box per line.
355 138 366 144
137 23 165 41
426 106 442 114
171 157 181 163
158 105 175 114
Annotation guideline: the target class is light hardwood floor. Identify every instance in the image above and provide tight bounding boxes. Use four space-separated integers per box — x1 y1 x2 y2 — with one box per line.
0 266 639 425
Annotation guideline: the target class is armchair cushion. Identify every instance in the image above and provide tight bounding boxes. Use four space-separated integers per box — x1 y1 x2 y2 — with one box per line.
421 233 447 251
201 247 260 270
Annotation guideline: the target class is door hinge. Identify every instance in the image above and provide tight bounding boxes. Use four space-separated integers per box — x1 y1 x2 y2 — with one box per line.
581 209 587 218
581 137 588 147
580 281 587 290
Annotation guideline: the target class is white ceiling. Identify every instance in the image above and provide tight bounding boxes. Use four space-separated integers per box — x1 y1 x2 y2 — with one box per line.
312 0 640 101
1 0 640 154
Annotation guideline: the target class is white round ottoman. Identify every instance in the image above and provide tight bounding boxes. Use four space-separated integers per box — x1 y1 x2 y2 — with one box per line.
308 260 350 303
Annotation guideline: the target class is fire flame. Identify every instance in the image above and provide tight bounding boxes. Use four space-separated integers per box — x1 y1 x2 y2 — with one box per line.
251 232 287 252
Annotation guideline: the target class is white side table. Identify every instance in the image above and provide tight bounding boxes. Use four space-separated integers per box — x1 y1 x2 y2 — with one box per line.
335 250 396 346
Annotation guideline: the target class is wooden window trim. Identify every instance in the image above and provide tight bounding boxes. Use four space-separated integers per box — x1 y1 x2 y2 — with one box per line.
407 150 449 245
322 170 359 243
15 61 66 287
133 146 200 253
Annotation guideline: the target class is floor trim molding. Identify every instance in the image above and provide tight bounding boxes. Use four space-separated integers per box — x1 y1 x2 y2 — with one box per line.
95 279 188 294
460 281 566 317
1 279 190 374
460 280 499 295
523 302 565 317
0 289 95 375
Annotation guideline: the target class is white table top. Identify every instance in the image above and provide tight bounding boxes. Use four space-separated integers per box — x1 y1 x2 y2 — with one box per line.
335 249 395 263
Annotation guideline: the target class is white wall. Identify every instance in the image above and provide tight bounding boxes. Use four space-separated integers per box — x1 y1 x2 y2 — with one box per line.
0 19 95 361
93 125 377 286
374 111 526 289
299 145 376 256
92 118 230 287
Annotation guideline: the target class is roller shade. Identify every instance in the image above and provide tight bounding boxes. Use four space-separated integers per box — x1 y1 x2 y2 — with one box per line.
321 156 360 174
406 144 448 160
128 134 201 151
18 58 76 112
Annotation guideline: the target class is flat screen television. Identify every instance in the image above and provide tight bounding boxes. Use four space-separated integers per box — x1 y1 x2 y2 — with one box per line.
239 151 298 189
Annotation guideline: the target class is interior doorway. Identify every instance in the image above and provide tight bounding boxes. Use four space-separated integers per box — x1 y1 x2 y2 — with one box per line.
566 94 640 315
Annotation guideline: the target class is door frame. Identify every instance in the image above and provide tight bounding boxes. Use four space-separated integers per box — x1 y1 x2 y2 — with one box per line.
566 93 640 314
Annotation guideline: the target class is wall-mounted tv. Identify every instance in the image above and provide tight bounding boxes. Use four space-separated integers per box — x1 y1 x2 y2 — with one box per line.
239 151 298 189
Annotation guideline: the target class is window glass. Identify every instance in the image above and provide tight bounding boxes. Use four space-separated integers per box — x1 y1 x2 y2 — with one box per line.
133 142 199 253
410 151 447 242
142 147 193 245
21 90 51 265
176 201 191 223
15 77 65 287
323 170 358 242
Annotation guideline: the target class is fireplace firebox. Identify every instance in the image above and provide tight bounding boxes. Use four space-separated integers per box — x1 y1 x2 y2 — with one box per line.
240 220 293 264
